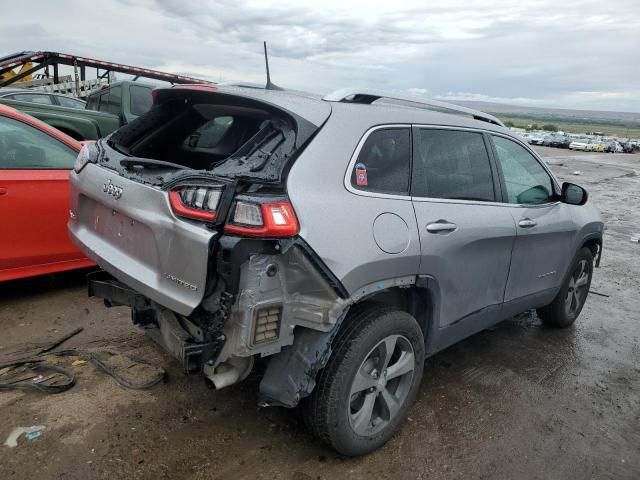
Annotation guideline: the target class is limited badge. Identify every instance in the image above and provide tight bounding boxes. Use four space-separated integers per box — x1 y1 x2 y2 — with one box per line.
355 163 368 186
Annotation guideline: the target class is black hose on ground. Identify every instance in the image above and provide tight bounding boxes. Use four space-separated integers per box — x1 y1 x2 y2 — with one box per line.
0 361 76 393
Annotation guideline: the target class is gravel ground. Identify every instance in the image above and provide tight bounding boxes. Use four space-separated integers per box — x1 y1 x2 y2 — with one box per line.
0 147 638 480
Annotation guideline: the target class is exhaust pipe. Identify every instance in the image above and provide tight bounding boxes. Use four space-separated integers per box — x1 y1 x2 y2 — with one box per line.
204 356 253 390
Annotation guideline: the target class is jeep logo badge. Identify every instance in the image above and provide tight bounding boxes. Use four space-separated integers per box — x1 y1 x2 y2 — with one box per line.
103 179 123 200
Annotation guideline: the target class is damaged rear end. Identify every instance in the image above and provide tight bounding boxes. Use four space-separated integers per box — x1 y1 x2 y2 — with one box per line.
69 85 345 400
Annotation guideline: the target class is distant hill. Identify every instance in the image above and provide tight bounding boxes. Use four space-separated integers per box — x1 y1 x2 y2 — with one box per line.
449 100 640 125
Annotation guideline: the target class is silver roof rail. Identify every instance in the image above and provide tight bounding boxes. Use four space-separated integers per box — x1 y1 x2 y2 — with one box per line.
323 88 504 127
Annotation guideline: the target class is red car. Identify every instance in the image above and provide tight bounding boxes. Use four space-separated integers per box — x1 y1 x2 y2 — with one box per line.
0 104 94 281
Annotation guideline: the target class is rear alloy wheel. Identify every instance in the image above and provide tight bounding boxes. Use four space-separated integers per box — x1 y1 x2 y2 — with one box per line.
537 247 594 328
304 306 424 456
349 335 416 436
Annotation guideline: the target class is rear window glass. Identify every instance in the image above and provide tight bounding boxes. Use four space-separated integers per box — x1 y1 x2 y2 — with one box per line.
412 129 495 201
129 85 153 117
350 128 411 195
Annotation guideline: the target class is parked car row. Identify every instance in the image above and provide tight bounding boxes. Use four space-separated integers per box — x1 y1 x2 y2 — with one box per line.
0 81 153 141
519 131 638 153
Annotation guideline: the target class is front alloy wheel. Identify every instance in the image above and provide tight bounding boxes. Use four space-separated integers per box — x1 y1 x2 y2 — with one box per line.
565 259 591 317
537 247 594 328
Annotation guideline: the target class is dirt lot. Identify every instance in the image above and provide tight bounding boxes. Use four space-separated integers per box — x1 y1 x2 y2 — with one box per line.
1 147 639 480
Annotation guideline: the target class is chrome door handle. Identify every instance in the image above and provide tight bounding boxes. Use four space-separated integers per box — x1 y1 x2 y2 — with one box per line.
426 221 457 233
519 219 537 228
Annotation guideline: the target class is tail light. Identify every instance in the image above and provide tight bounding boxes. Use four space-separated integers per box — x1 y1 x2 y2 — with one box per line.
169 186 222 221
224 200 299 237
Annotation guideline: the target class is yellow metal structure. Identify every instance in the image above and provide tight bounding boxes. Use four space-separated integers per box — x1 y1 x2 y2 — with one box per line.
0 62 33 83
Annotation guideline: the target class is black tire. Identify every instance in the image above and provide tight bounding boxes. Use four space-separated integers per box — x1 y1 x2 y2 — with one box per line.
537 247 594 328
304 305 425 456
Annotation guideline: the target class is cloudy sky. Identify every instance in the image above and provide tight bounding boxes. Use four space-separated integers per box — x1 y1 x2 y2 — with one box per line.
2 0 639 111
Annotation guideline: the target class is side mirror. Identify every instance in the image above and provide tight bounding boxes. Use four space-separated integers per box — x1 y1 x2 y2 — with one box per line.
561 182 588 205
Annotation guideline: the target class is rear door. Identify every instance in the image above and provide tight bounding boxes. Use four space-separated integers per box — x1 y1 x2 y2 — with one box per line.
411 127 516 329
489 134 576 303
0 114 81 276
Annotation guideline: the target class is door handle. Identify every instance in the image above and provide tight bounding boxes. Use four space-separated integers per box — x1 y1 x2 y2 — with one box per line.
0 187 7 196
519 218 537 228
426 221 457 233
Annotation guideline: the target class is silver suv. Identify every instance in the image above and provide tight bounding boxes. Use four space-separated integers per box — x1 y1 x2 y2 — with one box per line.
68 86 603 455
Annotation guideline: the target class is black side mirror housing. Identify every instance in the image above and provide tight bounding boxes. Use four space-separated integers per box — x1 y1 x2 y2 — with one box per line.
561 182 588 205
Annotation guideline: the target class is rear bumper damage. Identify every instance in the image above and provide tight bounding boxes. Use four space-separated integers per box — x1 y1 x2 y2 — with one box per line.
87 236 350 404
88 270 226 374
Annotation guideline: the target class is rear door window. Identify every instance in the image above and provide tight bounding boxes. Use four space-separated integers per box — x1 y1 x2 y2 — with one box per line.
350 128 411 195
412 129 496 201
492 136 554 204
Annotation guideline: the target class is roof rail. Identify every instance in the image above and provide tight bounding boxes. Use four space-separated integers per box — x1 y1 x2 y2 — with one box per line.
323 88 504 127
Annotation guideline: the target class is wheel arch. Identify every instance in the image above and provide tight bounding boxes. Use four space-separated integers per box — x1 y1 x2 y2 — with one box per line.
258 279 439 409
580 234 603 267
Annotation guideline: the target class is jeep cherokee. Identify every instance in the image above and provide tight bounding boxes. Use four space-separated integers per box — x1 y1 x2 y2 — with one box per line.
68 85 604 455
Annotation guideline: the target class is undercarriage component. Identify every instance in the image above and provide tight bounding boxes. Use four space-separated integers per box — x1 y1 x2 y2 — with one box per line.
88 272 225 374
203 355 253 389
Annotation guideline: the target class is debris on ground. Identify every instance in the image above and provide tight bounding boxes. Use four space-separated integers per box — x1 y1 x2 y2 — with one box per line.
0 328 165 394
3 426 46 448
631 234 640 243
572 171 581 175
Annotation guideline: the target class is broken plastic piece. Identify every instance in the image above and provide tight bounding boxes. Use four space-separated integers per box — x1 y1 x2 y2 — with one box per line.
3 426 45 448
25 431 42 441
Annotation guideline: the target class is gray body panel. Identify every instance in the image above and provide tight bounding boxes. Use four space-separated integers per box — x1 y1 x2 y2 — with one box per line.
69 86 604 407
412 199 515 327
68 164 214 316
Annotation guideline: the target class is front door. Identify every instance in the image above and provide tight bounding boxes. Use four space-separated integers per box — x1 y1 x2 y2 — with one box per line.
411 127 516 329
489 134 577 303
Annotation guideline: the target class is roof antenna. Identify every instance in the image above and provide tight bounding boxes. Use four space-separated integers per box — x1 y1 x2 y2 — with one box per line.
263 41 283 90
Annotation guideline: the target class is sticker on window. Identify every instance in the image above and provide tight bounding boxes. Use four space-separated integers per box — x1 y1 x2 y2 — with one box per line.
355 163 368 186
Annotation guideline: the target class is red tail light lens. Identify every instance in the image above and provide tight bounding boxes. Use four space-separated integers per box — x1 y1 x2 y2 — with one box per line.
169 186 221 221
224 201 299 237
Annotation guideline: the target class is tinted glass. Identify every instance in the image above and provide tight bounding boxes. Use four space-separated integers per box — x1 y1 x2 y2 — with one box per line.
350 128 411 195
129 85 153 116
106 86 122 115
492 136 554 204
86 94 98 111
56 95 85 109
0 116 77 169
412 129 495 201
97 92 109 113
12 93 54 105
185 116 234 149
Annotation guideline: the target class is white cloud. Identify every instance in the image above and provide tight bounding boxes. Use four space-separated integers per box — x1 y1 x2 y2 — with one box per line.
1 0 639 111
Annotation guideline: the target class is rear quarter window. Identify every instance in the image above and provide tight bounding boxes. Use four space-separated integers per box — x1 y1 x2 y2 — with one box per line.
350 128 411 195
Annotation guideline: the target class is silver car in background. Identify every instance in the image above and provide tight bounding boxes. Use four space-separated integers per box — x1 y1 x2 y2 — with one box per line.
68 85 603 455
